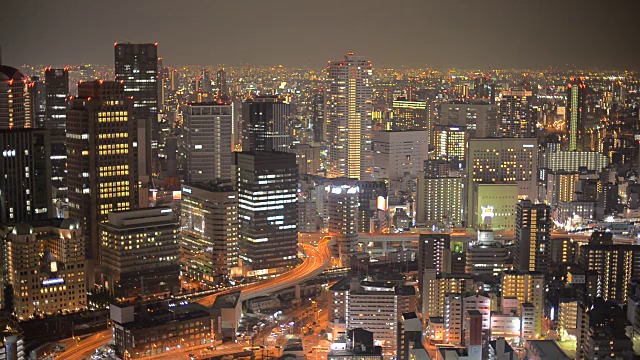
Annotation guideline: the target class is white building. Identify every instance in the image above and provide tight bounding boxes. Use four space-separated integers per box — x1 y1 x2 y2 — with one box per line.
326 53 373 180
373 130 428 179
416 175 463 227
545 151 608 173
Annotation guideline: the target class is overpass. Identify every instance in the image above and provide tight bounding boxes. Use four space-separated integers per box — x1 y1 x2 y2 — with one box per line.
197 236 335 306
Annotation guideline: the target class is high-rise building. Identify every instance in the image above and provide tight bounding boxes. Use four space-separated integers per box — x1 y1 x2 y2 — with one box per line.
418 234 451 282
28 75 46 129
416 175 463 227
373 130 428 179
545 150 608 172
579 233 640 303
390 98 431 133
236 152 298 276
3 219 87 320
0 128 51 224
66 80 139 260
114 43 158 172
497 89 534 138
44 68 70 210
433 125 467 165
514 200 551 273
439 102 498 138
241 95 291 152
357 180 387 234
326 53 373 180
181 100 233 183
312 88 326 143
466 230 508 276
216 68 228 96
421 272 475 318
0 65 31 128
180 182 238 283
326 179 359 264
567 78 587 151
100 208 180 299
466 138 538 226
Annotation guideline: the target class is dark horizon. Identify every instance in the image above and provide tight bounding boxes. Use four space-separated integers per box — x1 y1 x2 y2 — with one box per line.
2 0 640 70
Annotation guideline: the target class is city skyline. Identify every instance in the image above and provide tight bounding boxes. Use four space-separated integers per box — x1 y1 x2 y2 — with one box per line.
2 0 640 69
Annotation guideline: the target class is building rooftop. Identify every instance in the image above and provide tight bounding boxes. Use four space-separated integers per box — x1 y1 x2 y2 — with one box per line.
526 340 570 360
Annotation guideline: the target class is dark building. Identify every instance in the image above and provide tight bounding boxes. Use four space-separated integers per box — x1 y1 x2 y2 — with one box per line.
497 88 534 138
514 200 550 273
418 233 451 290
236 151 298 275
312 88 325 143
0 65 31 128
566 77 587 151
216 68 228 96
241 96 291 152
28 75 46 129
66 80 139 260
357 180 388 233
44 68 70 211
0 128 51 224
114 43 157 175
579 299 635 360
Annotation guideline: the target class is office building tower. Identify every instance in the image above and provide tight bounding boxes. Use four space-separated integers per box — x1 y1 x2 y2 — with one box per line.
397 312 428 360
373 130 428 179
3 219 86 320
422 272 475 318
312 88 326 143
497 89 534 138
466 137 538 226
236 152 298 276
440 102 498 138
466 229 508 276
241 95 291 152
390 98 431 135
326 179 360 264
28 76 46 129
100 208 180 299
181 100 233 183
0 128 51 224
326 53 373 180
357 180 387 234
424 159 450 177
567 78 587 151
0 65 31 128
44 68 70 210
501 271 544 337
344 280 417 357
66 80 139 260
114 43 158 173
433 125 466 164
514 200 551 273
180 182 238 283
416 174 463 227
471 183 519 231
289 144 321 176
216 68 228 96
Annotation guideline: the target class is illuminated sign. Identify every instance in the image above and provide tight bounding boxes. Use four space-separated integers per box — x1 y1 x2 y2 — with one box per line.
160 209 172 214
182 187 192 194
42 278 64 286
481 205 495 219
522 144 534 148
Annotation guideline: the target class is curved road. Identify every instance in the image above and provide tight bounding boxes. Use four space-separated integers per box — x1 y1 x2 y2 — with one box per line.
198 236 334 306
56 237 334 359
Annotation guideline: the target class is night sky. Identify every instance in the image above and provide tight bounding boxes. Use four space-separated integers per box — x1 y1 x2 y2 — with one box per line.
2 0 640 69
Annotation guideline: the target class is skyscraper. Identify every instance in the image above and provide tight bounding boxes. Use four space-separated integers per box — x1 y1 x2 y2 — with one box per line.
326 179 359 264
0 65 31 128
312 88 326 143
114 43 158 173
241 95 291 152
236 151 298 276
216 68 228 96
44 67 70 211
567 77 587 151
66 80 139 260
390 98 431 132
514 200 551 273
326 53 373 180
0 128 51 224
497 89 534 138
181 99 234 183
180 182 239 283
